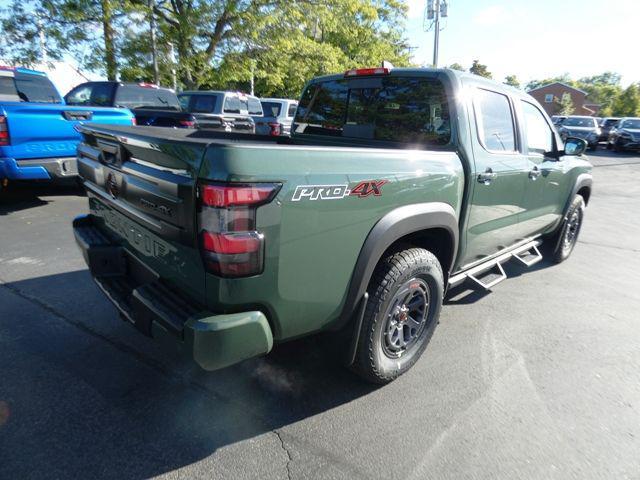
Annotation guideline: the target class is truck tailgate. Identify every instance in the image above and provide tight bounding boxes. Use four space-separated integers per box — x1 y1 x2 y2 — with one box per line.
1 103 133 160
76 125 208 303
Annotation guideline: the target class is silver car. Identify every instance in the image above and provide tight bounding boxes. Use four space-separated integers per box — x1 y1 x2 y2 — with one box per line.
254 98 298 136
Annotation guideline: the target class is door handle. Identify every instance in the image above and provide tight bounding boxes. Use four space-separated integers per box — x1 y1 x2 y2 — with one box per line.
529 166 541 180
477 167 496 185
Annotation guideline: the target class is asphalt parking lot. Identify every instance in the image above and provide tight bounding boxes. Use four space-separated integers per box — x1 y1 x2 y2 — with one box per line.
1 151 639 480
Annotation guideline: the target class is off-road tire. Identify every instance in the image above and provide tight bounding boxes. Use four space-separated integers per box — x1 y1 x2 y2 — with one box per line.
549 194 585 264
351 248 443 384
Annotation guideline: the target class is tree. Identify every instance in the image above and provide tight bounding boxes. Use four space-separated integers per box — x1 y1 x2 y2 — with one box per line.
504 74 520 88
558 94 574 116
0 0 130 80
525 74 572 92
469 59 491 79
118 0 412 94
612 83 640 117
448 62 464 71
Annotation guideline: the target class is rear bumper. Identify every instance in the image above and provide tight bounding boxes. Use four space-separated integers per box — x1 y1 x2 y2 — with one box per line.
72 214 273 371
0 157 78 180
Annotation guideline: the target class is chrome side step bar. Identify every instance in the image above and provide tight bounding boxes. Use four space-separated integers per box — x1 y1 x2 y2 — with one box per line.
448 240 543 290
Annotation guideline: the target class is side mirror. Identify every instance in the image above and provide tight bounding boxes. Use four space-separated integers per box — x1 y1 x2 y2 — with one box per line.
563 137 587 156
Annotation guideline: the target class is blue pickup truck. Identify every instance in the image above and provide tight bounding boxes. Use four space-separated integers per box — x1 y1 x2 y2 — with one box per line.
0 66 134 189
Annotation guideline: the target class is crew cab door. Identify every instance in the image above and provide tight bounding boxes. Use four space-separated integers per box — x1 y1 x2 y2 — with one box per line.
460 85 529 266
517 100 566 235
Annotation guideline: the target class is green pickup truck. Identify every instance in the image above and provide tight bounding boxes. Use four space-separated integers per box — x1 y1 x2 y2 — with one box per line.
72 67 592 383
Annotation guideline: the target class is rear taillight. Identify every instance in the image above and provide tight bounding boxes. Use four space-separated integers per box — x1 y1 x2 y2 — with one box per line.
198 182 281 277
179 119 196 128
131 117 137 126
0 116 9 146
268 122 281 136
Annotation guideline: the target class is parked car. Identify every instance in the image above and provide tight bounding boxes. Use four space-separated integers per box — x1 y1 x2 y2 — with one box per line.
606 117 640 152
72 67 591 383
178 91 261 133
254 98 298 136
551 115 566 126
64 81 196 128
0 66 134 189
599 117 621 142
558 116 600 150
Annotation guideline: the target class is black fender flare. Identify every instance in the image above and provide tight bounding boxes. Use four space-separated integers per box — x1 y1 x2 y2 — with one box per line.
559 173 592 225
337 202 459 329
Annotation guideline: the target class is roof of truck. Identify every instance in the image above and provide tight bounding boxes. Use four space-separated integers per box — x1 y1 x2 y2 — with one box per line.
309 67 524 95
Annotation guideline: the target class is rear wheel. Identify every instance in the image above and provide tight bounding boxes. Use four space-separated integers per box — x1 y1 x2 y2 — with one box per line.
549 194 585 263
351 248 443 384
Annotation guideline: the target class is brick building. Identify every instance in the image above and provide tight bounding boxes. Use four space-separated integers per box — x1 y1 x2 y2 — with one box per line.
528 82 600 117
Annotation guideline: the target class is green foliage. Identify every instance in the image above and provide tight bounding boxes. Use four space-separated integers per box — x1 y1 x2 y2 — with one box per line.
469 59 491 79
0 0 412 95
558 94 574 116
504 75 520 88
447 63 464 71
612 83 640 117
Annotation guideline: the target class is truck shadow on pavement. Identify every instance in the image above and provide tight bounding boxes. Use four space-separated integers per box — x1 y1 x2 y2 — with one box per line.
0 269 376 479
0 183 84 216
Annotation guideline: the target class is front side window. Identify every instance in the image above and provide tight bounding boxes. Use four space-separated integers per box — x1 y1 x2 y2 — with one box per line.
65 82 115 106
475 88 516 152
521 101 553 154
14 72 61 103
287 103 297 117
294 76 451 145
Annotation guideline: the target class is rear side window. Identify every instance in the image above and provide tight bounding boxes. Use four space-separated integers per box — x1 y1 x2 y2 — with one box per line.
248 97 263 115
65 82 114 106
14 72 61 103
190 94 220 113
261 101 282 117
475 88 516 152
521 101 553 154
294 76 451 145
115 85 181 110
0 75 19 101
287 103 297 117
223 95 241 113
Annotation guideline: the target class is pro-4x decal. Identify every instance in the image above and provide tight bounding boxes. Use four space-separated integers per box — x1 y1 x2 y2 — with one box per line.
291 180 386 201
349 180 387 198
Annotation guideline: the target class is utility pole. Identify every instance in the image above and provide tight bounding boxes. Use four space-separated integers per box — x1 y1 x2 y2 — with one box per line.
425 0 448 67
168 42 177 91
149 0 159 85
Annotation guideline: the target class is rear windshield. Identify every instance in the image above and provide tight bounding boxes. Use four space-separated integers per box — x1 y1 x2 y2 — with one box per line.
115 85 181 110
293 76 451 145
603 118 620 127
223 94 263 115
0 72 61 103
562 117 596 127
261 101 282 117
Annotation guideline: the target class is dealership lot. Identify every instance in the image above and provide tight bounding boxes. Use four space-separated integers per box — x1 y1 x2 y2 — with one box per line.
1 151 639 479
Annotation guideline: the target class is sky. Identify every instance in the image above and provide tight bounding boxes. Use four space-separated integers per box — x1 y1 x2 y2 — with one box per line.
405 0 640 86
